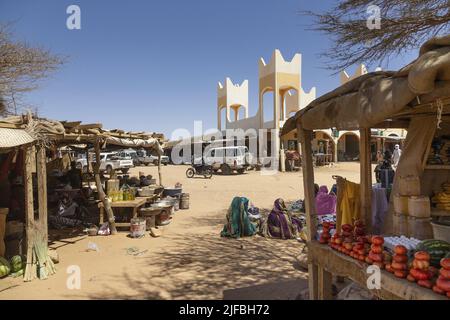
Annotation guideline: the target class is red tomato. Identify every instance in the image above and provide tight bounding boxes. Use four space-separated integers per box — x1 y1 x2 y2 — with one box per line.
407 274 416 282
410 268 430 281
394 270 408 278
414 251 431 261
357 248 366 256
439 268 450 279
341 224 353 232
413 259 429 270
391 261 407 271
394 245 407 256
432 285 446 295
385 263 393 273
358 255 366 261
393 254 408 263
436 277 450 292
370 244 383 254
417 279 433 289
371 236 384 245
441 258 450 270
368 252 383 262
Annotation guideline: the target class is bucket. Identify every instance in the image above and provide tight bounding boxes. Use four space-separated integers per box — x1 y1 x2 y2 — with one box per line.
156 210 172 226
430 222 450 242
129 218 146 238
393 194 408 214
408 196 431 218
180 193 190 209
393 212 408 236
407 216 433 240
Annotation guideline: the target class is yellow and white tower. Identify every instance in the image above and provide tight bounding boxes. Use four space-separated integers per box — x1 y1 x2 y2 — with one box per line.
217 77 249 131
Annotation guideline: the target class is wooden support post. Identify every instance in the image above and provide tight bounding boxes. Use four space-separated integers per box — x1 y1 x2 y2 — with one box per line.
158 153 162 186
85 147 90 174
24 146 35 281
318 266 333 300
298 123 319 300
36 145 48 243
94 140 117 235
359 128 373 233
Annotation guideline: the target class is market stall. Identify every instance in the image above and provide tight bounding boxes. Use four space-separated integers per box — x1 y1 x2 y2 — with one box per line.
281 35 450 300
0 118 55 281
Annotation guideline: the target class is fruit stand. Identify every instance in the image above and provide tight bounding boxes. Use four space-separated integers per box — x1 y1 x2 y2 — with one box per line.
281 35 450 300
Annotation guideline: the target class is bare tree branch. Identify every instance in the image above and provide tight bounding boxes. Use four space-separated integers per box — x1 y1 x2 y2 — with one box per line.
301 0 450 71
0 23 65 115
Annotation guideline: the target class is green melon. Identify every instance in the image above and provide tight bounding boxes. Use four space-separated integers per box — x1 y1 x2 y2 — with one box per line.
10 255 24 273
416 239 450 267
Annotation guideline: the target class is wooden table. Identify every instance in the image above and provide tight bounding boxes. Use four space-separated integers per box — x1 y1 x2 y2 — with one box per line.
308 241 446 300
98 196 157 228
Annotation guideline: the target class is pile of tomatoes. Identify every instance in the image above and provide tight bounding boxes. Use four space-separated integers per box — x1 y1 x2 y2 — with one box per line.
323 224 449 298
434 258 450 297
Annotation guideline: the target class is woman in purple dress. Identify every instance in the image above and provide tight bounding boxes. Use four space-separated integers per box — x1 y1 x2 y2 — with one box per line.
261 198 302 239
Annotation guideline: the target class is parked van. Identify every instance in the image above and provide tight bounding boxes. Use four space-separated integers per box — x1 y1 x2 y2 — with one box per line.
204 146 251 174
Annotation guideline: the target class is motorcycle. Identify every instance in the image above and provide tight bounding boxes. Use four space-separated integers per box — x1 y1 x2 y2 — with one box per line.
186 164 213 179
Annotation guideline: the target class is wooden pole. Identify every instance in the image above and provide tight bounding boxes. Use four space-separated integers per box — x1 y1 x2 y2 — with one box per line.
36 145 48 244
94 140 117 235
359 128 373 233
24 146 35 281
298 123 321 300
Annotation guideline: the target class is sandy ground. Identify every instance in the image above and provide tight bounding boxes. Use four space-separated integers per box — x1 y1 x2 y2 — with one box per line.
0 162 363 300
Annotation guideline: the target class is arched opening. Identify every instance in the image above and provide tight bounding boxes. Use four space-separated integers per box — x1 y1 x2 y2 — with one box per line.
337 132 360 161
262 90 274 124
312 131 336 163
237 106 246 121
230 105 246 122
282 88 298 121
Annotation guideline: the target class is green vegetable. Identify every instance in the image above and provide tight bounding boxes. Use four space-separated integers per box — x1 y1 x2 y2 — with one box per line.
10 269 24 278
9 255 25 273
416 239 450 267
0 265 10 278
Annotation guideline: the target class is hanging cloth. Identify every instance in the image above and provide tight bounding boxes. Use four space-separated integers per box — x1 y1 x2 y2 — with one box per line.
338 180 361 227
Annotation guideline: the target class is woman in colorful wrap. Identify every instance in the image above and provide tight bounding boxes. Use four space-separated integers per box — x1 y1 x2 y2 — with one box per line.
261 199 302 239
220 196 257 238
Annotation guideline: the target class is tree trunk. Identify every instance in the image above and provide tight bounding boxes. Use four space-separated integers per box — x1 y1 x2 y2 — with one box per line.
94 140 117 235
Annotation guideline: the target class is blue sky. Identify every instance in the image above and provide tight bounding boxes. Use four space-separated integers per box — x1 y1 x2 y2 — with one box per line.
0 0 418 137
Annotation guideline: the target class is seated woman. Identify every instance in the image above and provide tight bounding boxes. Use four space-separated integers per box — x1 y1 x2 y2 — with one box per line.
316 185 337 215
221 197 257 238
261 198 302 239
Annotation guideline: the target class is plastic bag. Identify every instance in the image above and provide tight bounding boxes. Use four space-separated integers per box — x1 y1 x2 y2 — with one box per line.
97 222 110 236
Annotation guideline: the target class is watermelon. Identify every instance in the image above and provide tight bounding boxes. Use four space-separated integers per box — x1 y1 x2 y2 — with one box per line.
416 239 450 267
9 255 25 273
0 257 11 278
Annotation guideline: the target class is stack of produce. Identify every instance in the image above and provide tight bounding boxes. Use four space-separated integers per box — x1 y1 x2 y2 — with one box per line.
386 245 408 278
330 231 342 250
432 183 450 210
350 240 367 262
433 256 450 297
0 255 25 278
341 224 354 256
407 251 433 288
353 220 366 238
416 239 450 267
0 257 10 278
319 222 332 244
366 236 384 269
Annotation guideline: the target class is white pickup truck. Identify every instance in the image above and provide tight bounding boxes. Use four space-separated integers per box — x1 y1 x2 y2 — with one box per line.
76 152 134 174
